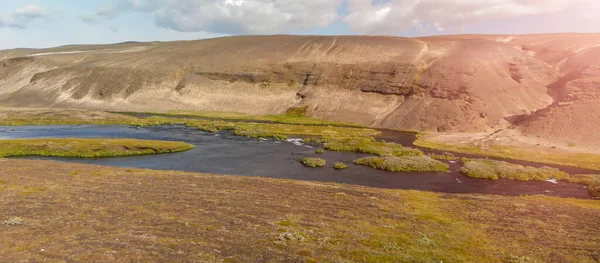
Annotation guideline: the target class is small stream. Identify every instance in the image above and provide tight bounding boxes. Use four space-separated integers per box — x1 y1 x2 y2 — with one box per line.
0 124 594 199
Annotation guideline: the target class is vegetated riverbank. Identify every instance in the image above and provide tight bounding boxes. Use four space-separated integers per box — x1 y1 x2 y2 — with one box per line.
116 107 365 127
460 159 600 198
0 138 194 158
415 135 600 171
2 107 599 189
0 107 379 140
0 159 598 263
0 107 139 126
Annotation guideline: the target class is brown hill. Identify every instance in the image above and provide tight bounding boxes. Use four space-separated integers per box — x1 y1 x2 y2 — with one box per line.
1 34 600 141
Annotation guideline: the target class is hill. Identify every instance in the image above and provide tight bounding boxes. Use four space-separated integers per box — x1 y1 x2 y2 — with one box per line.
1 34 600 148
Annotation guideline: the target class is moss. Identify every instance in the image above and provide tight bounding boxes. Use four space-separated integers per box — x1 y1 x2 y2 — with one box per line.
133 110 364 128
315 149 324 154
0 138 194 158
231 123 378 139
460 159 569 181
325 137 423 157
429 152 459 161
232 129 288 140
301 158 326 168
334 162 348 170
133 116 377 140
354 156 449 172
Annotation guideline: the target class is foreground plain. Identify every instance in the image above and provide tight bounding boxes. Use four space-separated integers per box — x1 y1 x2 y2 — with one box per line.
0 159 599 262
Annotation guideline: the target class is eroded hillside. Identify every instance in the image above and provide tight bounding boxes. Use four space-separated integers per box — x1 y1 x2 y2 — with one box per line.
1 34 600 137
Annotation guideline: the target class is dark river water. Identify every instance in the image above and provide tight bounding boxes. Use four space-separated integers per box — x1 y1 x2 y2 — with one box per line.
0 125 594 199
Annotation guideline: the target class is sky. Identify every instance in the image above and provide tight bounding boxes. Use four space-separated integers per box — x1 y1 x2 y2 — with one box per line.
0 0 599 50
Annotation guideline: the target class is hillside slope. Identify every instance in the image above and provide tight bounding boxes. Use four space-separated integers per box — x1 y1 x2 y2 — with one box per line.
0 34 599 137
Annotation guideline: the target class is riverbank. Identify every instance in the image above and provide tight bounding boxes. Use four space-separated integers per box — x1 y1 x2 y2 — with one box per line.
415 132 600 171
1 159 598 262
2 107 600 190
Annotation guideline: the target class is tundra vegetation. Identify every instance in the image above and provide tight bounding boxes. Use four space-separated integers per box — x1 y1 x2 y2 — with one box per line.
333 162 348 170
300 158 326 168
1 159 598 262
133 116 380 141
325 137 423 157
354 155 449 172
459 159 569 181
428 152 459 161
415 137 600 171
119 107 364 127
459 159 600 197
0 138 194 158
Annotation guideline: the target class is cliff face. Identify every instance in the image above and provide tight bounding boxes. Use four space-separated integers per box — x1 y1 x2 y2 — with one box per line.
1 34 600 134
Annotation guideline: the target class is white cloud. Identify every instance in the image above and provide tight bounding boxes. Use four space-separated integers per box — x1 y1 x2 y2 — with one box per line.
344 0 577 34
80 0 341 34
0 5 58 29
79 0 585 35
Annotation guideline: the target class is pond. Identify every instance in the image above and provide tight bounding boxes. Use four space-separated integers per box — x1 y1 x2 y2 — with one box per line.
0 124 593 199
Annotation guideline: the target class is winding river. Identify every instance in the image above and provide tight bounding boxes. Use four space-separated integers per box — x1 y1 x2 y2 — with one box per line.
0 124 595 199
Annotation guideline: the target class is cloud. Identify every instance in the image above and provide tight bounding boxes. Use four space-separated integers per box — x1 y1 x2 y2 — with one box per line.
80 0 583 35
344 0 577 34
0 5 58 29
80 0 341 34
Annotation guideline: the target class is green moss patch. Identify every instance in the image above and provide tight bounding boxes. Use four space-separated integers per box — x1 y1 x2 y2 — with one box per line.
460 159 569 181
333 162 348 170
0 138 194 158
325 137 423 157
301 158 326 168
354 156 449 172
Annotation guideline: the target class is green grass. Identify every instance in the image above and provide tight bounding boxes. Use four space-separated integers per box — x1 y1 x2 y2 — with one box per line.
415 137 600 171
333 162 348 170
354 156 449 172
428 152 459 161
315 149 324 154
0 138 194 158
0 115 139 126
459 159 569 181
568 174 600 198
230 123 379 140
119 110 365 128
301 158 326 168
325 137 423 157
131 116 379 141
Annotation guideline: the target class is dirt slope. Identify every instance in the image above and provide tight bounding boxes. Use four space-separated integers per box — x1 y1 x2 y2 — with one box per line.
1 34 600 137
